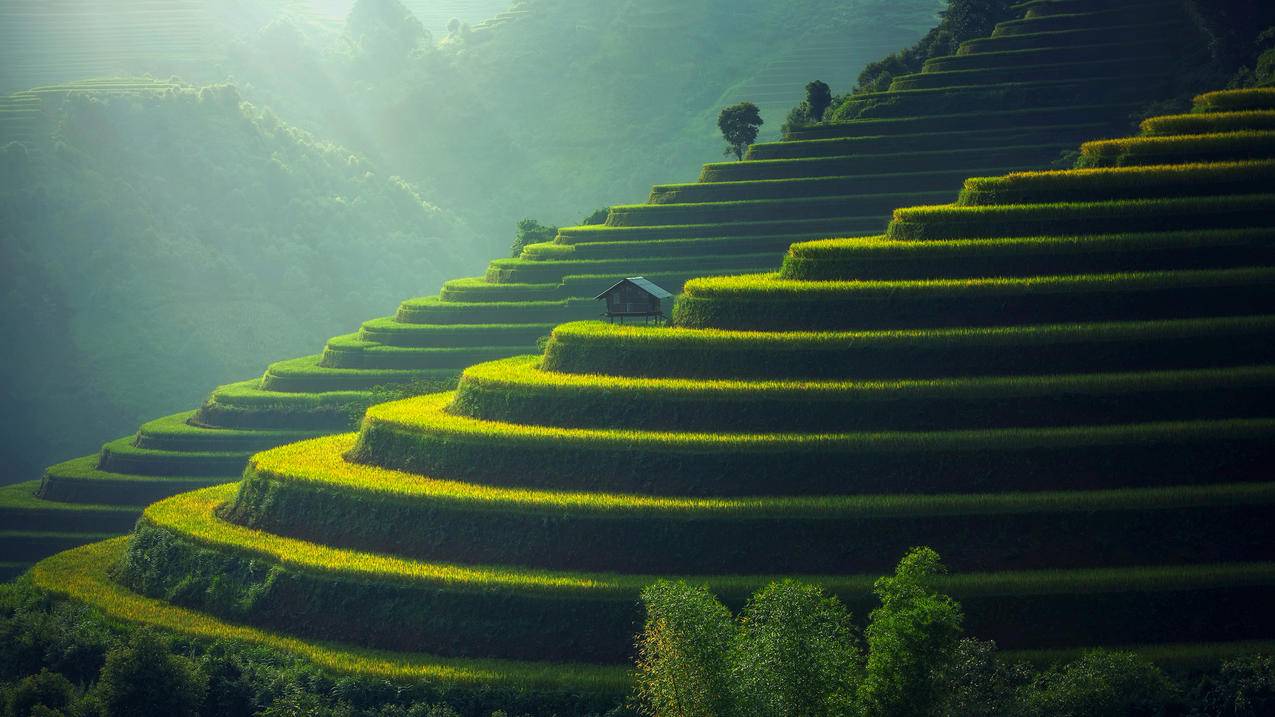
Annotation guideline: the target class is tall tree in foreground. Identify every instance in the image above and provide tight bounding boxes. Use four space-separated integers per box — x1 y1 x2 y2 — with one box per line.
730 580 862 717
718 102 763 160
634 581 735 717
857 547 964 717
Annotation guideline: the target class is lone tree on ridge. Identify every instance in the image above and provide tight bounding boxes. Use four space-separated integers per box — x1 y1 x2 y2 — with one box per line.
805 80 833 122
718 102 763 160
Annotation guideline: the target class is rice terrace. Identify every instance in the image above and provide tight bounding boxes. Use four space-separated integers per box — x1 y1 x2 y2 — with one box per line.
2 0 1274 715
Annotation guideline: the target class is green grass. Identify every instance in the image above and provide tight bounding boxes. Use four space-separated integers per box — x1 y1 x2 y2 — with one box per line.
523 233 834 261
133 411 322 452
886 194 1275 241
452 355 1275 433
555 215 888 244
788 103 1146 141
744 127 1103 161
1 531 118 562
237 431 1275 576
0 480 138 532
356 320 555 348
441 277 561 302
30 539 632 695
990 6 1159 36
1193 89 1275 113
260 355 460 392
956 20 1185 55
540 316 1275 380
605 193 942 227
891 55 1172 92
698 143 1070 183
922 39 1177 73
394 296 594 324
779 228 1275 282
96 437 250 477
956 161 1275 205
321 337 533 371
1077 131 1275 167
194 380 372 431
38 455 231 506
486 251 779 285
115 486 1275 660
1140 111 1275 137
673 267 1275 331
346 390 1275 497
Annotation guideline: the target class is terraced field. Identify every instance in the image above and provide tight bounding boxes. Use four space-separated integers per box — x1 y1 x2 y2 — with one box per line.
0 0 1208 581
26 76 1275 698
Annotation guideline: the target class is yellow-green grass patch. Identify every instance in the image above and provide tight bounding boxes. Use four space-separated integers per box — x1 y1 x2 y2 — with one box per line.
1141 111 1275 136
956 161 1275 205
1078 131 1275 167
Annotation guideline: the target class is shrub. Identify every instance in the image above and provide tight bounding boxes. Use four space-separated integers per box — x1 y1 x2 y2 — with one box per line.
1021 650 1180 717
1195 654 1275 716
94 630 208 717
510 219 557 258
5 668 77 716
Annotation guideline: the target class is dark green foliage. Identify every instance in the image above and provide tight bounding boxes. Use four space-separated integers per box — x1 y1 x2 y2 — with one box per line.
858 548 964 717
1022 650 1180 717
94 631 208 717
717 103 763 161
580 208 611 226
845 0 1017 98
509 219 558 258
806 80 833 122
5 669 77 717
1194 654 1275 717
633 582 734 717
932 639 1031 717
728 581 861 717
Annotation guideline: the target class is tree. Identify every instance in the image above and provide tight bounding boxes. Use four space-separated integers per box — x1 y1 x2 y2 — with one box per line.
509 218 557 257
5 668 77 716
633 581 735 717
858 548 964 717
1022 650 1179 717
805 81 833 122
1196 654 1275 716
729 580 862 717
94 631 208 717
718 102 763 160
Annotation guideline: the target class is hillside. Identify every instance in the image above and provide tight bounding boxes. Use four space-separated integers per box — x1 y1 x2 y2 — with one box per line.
24 84 1275 711
0 0 1212 580
0 80 482 483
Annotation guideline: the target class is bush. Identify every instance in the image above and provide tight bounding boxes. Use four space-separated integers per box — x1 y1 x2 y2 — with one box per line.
1195 654 1275 716
5 669 78 717
94 631 208 717
1022 650 1180 717
510 219 558 258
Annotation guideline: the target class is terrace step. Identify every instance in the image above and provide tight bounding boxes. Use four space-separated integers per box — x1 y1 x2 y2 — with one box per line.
97 437 249 477
1079 131 1275 167
0 480 138 532
747 123 1105 160
452 355 1275 434
487 252 781 285
248 431 1275 574
785 102 1146 141
194 380 369 431
1141 111 1275 137
133 411 321 452
356 319 555 348
605 192 953 227
30 539 630 697
957 20 1188 56
779 228 1275 282
556 215 889 245
522 232 861 262
541 316 1275 381
38 454 228 506
991 6 1173 37
321 335 535 371
955 161 1275 205
892 54 1176 92
394 296 597 325
259 355 459 393
923 39 1179 73
0 531 115 563
699 143 1072 182
122 486 1275 663
674 267 1275 332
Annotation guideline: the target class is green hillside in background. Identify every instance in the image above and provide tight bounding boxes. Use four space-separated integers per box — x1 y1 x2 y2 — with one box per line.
0 81 482 481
